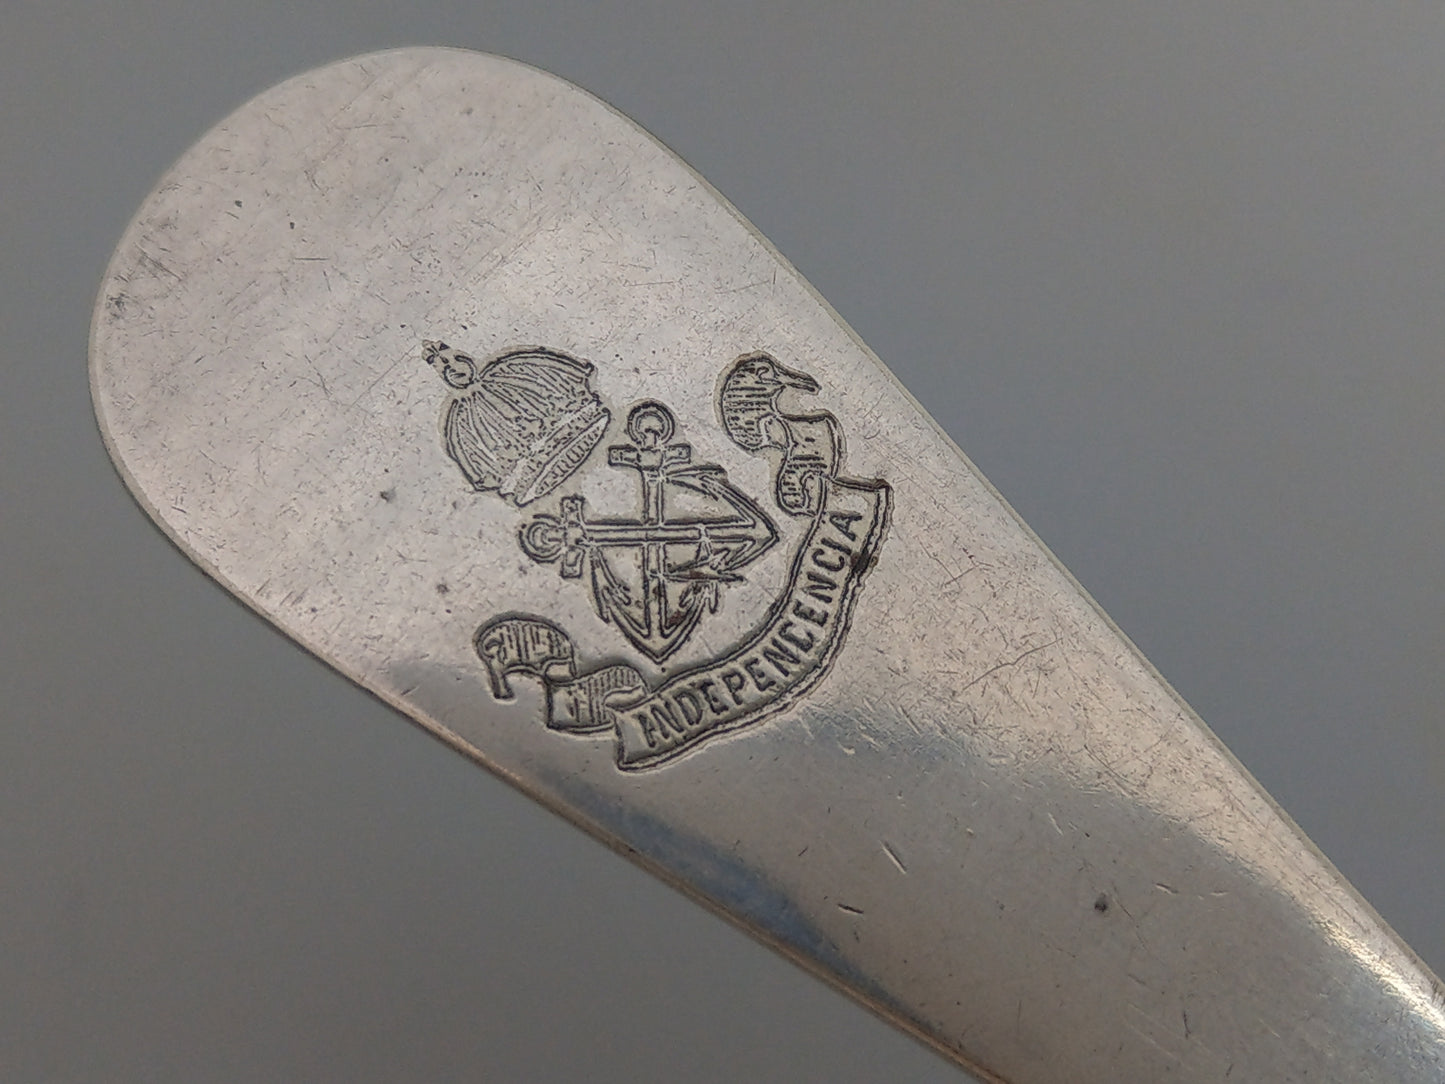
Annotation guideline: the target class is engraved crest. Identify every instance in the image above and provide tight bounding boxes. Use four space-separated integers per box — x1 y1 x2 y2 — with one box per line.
425 342 891 769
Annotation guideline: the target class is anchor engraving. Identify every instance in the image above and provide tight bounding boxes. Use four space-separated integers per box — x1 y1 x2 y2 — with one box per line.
520 401 779 663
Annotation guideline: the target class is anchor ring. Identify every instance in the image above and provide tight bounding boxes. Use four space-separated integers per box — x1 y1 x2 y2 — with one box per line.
625 400 675 450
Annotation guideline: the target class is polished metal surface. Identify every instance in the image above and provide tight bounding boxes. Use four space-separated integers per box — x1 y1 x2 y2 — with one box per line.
89 49 1444 1083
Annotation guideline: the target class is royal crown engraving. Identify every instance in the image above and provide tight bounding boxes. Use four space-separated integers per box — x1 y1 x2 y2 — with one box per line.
426 342 891 770
425 341 610 506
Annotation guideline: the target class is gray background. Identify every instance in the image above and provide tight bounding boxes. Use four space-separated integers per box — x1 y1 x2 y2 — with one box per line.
4 3 1443 1082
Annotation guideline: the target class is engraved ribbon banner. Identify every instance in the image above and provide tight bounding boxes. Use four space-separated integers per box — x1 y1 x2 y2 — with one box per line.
476 475 889 769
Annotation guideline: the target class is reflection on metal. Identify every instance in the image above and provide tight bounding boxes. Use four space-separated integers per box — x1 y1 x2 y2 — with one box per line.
90 48 1444 1083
